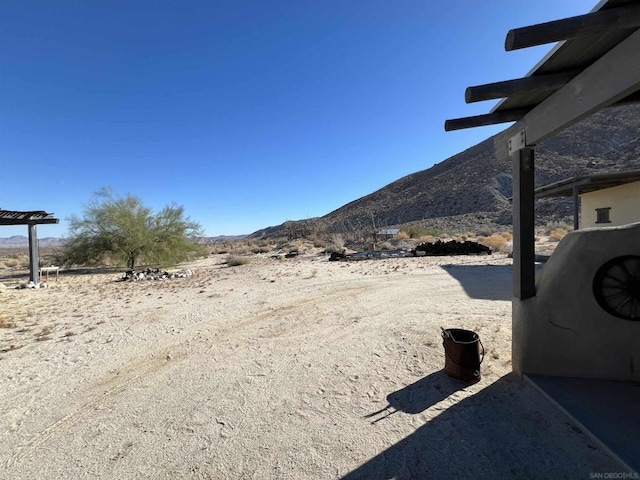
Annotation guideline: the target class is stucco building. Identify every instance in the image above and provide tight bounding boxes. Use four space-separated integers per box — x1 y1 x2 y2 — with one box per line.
535 170 640 229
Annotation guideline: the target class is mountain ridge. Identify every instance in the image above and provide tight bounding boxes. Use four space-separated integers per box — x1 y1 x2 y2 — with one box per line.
251 104 640 237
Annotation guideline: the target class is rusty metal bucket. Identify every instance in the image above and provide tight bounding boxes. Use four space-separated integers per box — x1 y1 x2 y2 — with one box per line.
441 328 484 382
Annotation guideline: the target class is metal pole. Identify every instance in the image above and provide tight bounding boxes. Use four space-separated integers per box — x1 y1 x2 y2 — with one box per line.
28 222 39 284
573 184 580 230
512 147 536 299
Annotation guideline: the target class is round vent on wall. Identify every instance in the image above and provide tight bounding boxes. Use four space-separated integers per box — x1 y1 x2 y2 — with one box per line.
593 255 640 320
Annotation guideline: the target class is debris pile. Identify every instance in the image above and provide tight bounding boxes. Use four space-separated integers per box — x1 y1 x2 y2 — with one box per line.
328 240 492 261
329 252 347 261
329 249 410 261
16 281 49 289
413 240 491 256
120 268 194 282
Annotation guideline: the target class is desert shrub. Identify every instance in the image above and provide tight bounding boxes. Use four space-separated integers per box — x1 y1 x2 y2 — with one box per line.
0 313 16 329
548 228 568 242
500 231 513 240
418 235 436 243
475 226 493 237
424 227 444 237
405 225 444 239
324 244 343 254
4 258 20 268
331 234 345 249
206 242 232 255
379 241 393 250
478 234 507 252
396 231 410 240
545 221 571 234
309 235 325 248
251 246 271 254
226 255 251 266
229 243 251 255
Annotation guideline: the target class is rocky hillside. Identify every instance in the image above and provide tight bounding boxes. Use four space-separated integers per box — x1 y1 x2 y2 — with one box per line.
251 104 640 238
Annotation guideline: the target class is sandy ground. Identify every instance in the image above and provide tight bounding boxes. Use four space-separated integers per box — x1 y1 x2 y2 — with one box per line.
0 252 622 479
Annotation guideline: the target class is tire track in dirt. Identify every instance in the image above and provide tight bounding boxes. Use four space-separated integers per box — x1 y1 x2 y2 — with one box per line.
6 276 342 470
4 281 367 474
204 281 380 467
251 281 392 417
4 346 188 472
4 272 437 476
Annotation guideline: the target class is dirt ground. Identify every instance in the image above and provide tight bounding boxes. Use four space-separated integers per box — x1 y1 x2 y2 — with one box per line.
0 252 621 479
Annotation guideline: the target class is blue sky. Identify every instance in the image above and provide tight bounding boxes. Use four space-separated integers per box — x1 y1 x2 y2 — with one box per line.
1 0 594 237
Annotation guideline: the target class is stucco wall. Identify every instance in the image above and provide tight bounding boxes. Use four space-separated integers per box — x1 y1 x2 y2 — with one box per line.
512 222 640 381
581 181 640 228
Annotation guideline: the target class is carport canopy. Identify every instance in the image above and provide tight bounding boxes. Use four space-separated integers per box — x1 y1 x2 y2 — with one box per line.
0 209 60 284
534 169 640 198
535 170 640 230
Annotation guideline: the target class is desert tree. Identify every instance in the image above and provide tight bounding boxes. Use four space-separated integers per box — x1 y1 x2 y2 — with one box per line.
60 188 204 269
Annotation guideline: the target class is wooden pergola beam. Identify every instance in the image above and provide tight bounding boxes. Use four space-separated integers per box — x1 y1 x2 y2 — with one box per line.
444 108 529 132
0 219 59 225
506 4 640 51
465 70 579 104
495 28 640 161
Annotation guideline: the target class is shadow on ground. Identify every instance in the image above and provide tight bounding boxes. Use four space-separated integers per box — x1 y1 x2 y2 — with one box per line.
365 371 467 421
343 373 619 479
441 264 513 301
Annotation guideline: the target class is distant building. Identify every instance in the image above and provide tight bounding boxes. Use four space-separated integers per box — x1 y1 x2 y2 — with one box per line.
377 228 400 239
535 170 640 229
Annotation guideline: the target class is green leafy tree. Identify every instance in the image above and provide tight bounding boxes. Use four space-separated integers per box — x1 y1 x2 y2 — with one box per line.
60 188 204 269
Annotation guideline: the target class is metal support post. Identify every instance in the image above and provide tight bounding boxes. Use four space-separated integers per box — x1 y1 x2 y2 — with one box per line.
512 147 536 299
572 184 580 230
28 222 39 284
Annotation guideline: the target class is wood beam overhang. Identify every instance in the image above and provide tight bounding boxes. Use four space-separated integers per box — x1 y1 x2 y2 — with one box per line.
0 218 59 225
535 171 640 198
465 70 580 104
0 210 59 226
494 28 640 162
447 88 640 134
535 179 592 198
444 108 529 132
505 4 640 51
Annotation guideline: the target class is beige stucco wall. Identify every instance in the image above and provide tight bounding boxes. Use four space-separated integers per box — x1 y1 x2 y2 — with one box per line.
581 181 640 228
512 222 640 381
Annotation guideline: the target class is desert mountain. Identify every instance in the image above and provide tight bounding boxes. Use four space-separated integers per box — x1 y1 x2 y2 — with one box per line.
0 236 63 247
252 104 640 237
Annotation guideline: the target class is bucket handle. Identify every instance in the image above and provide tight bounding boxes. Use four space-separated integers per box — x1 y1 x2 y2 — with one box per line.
441 329 485 378
440 328 485 364
473 340 485 378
